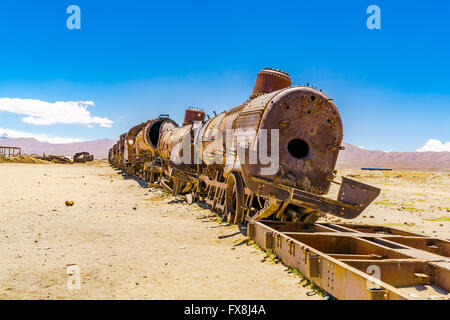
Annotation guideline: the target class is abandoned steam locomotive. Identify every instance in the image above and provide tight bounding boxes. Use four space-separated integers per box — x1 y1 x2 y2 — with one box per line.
109 68 380 224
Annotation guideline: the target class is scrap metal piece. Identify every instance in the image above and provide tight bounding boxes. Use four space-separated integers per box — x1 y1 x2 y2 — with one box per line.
337 177 381 218
73 152 94 163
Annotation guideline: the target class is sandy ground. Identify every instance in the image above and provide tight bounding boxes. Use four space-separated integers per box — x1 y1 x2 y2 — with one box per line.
322 169 450 240
1 163 448 300
0 162 320 300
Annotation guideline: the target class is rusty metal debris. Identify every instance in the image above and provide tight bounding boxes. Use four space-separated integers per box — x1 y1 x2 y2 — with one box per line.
0 146 21 157
65 200 75 206
74 152 94 163
48 155 71 163
36 155 71 164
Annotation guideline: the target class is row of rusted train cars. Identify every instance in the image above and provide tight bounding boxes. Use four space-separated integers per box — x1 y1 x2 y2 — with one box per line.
108 69 450 299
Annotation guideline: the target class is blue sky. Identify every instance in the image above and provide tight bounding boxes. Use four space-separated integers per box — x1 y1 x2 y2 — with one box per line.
0 0 448 151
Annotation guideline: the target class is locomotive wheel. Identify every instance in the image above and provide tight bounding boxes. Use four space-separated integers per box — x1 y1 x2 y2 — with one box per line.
225 172 245 224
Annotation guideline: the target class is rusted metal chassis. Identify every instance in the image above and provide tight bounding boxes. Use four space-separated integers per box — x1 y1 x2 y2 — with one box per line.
166 164 380 221
248 220 450 300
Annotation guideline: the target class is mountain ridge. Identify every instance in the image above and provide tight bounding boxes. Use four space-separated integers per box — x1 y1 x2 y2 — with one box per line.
336 143 450 171
1 138 449 170
0 137 115 158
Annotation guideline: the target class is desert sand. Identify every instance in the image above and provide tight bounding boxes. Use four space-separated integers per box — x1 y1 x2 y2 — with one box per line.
321 169 450 240
0 162 448 299
0 162 320 299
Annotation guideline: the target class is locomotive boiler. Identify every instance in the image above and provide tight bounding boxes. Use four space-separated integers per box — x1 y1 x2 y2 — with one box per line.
110 68 380 224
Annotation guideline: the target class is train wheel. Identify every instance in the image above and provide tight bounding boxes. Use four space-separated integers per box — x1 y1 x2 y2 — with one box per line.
225 172 245 224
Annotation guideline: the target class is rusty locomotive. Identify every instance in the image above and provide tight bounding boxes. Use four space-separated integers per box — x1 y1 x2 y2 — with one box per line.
109 68 380 224
107 69 450 300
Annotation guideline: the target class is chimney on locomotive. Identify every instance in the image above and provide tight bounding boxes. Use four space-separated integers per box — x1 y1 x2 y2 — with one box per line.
250 68 292 99
183 108 206 125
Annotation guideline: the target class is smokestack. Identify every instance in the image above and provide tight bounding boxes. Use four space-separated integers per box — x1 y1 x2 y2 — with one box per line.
183 108 206 125
250 68 291 99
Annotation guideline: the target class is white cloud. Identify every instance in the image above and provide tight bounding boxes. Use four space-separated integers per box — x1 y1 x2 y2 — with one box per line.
0 98 114 127
0 127 83 144
417 139 450 152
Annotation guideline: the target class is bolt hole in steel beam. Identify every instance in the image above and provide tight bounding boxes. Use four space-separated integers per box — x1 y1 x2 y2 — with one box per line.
288 139 309 159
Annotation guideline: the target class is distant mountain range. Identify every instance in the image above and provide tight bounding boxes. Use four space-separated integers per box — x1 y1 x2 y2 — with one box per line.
0 138 115 159
337 143 450 171
1 138 449 170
